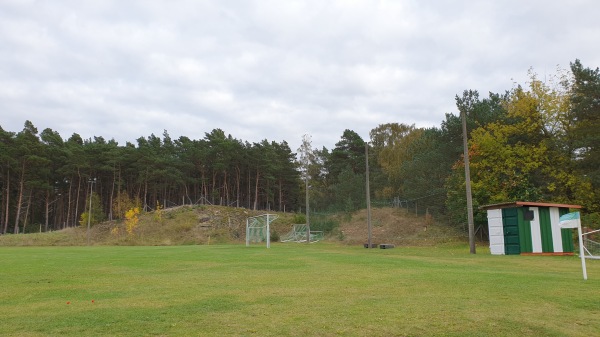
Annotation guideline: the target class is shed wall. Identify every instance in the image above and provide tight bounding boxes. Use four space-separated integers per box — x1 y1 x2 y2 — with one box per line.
487 209 504 255
529 207 543 253
549 207 563 253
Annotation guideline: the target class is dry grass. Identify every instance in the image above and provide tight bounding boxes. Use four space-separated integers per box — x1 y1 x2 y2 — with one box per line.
0 206 459 247
337 207 464 245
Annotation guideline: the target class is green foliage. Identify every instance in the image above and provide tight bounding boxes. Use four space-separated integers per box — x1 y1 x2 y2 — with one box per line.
2 60 600 232
113 191 141 220
269 230 280 242
373 123 423 190
307 130 368 213
78 192 105 227
442 91 509 225
292 213 306 224
327 129 366 179
445 73 598 226
309 217 339 234
331 168 365 212
570 60 600 211
0 122 303 234
582 212 600 230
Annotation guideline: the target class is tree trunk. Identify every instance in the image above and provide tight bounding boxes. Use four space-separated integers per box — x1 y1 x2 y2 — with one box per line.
236 166 241 208
211 171 217 205
223 171 228 206
55 197 63 231
253 169 260 211
22 189 32 233
13 162 26 234
3 169 9 234
45 189 50 232
143 169 148 211
66 177 73 229
183 183 189 205
279 178 283 212
247 170 251 209
74 172 82 227
109 165 117 221
200 168 206 204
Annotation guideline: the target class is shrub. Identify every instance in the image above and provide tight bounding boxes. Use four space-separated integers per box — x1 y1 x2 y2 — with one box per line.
270 231 280 242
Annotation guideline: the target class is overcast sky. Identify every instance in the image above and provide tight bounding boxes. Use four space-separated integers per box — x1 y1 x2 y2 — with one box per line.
1 0 599 152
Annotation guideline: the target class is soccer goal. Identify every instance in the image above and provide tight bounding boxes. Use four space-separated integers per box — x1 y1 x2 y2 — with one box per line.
246 214 278 248
280 224 324 243
582 228 600 260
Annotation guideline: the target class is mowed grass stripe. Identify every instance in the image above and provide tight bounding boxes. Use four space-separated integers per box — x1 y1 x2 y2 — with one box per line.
0 243 598 336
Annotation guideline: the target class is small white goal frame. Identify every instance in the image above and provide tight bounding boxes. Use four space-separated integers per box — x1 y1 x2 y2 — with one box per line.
246 214 278 248
280 224 324 243
582 228 600 260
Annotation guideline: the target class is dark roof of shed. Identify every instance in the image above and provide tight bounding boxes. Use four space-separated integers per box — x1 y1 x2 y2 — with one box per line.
479 201 582 210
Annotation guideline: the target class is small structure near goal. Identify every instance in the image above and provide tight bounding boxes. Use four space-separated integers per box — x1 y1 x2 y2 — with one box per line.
246 214 278 248
280 224 324 243
480 201 581 256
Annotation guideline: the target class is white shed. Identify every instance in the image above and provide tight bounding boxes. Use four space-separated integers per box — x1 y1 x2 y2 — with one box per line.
480 201 581 256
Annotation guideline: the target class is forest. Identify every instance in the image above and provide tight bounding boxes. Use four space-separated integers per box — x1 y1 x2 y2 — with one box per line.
1 59 599 235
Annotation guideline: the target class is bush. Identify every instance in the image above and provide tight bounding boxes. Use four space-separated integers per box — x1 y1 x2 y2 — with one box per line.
582 212 600 230
293 213 306 224
310 218 339 234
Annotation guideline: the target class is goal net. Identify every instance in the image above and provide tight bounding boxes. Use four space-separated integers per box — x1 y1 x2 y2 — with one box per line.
246 214 278 248
582 228 600 260
280 224 324 243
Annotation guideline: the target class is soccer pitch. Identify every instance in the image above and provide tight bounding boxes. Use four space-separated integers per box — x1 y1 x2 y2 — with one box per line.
1 243 598 336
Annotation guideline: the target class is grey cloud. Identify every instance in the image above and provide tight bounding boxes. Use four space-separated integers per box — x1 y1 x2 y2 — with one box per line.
1 0 599 151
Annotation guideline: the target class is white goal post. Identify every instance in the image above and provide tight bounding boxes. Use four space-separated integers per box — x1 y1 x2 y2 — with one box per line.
559 211 599 280
246 214 278 248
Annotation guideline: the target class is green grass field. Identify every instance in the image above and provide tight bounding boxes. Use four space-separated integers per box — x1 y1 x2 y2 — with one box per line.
1 243 598 336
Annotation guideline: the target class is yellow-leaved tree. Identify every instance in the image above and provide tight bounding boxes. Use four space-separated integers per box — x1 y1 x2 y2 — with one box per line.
113 191 141 220
125 207 140 235
154 201 162 221
464 68 594 207
445 68 596 226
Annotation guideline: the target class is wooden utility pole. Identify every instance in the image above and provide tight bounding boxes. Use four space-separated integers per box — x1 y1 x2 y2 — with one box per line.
87 178 96 246
305 177 310 244
366 143 372 248
461 110 476 254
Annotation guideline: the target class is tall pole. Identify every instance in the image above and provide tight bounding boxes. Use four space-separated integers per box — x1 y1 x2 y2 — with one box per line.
266 214 271 249
577 223 587 280
461 110 476 254
305 177 310 244
87 178 96 246
366 143 372 248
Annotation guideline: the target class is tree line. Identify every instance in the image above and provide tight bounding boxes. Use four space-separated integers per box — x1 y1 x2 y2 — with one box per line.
0 127 301 234
299 59 600 229
1 59 599 235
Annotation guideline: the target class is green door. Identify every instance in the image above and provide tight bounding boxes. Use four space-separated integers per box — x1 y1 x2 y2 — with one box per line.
502 208 521 255
559 207 575 253
517 207 533 253
538 207 554 253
